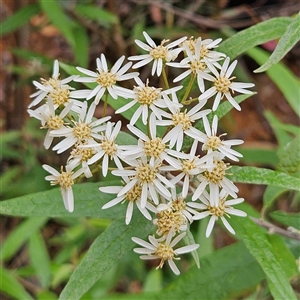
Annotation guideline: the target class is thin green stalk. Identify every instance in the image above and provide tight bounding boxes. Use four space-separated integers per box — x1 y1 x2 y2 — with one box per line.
102 92 109 118
181 74 196 104
162 66 169 89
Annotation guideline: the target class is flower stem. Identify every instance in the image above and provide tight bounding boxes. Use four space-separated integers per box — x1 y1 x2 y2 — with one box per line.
162 66 169 90
181 74 196 104
102 92 108 118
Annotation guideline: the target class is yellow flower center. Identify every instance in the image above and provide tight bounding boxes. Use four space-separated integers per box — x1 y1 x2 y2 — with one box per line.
214 76 232 94
71 144 95 162
73 123 92 142
207 199 229 217
172 110 192 131
101 139 117 156
43 77 60 89
56 169 74 189
49 87 70 106
182 159 196 174
200 45 209 59
149 41 169 60
125 183 142 202
136 163 158 183
135 84 161 105
190 60 206 73
46 116 64 130
203 136 222 151
155 198 187 236
144 138 165 157
155 243 175 268
204 160 228 184
184 38 196 55
96 72 117 87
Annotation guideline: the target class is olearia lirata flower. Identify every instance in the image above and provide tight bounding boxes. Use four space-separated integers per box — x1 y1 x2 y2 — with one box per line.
198 57 255 111
132 230 199 275
43 160 86 212
50 101 110 154
75 54 139 104
188 189 247 237
129 31 187 76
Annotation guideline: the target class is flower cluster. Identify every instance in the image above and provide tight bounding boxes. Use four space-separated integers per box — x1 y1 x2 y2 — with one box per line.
28 32 254 275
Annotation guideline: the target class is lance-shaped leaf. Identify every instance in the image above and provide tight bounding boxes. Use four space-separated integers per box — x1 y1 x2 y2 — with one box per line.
230 217 297 300
0 182 126 218
218 17 292 59
228 166 300 191
58 214 153 300
100 242 266 300
255 12 300 73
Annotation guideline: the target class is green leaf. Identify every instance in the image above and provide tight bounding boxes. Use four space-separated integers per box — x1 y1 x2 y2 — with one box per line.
255 12 300 73
264 111 296 153
267 235 298 278
58 215 153 300
0 217 48 261
278 136 300 175
38 0 75 46
0 265 34 299
236 146 279 166
263 185 288 207
230 217 297 300
28 231 52 288
0 4 40 36
218 17 292 59
270 211 300 230
183 227 200 268
122 242 265 300
0 182 126 218
74 4 118 27
143 269 163 293
182 94 253 151
72 25 89 67
228 166 300 191
248 47 300 117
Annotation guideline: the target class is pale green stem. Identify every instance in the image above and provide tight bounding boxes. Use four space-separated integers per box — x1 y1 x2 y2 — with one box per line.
181 74 196 104
102 92 109 118
162 66 169 90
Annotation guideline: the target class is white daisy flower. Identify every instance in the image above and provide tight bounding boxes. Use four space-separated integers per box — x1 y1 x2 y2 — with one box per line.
50 101 110 154
67 141 96 178
163 140 214 198
100 178 156 225
112 156 175 208
129 31 187 76
154 188 199 236
183 37 225 61
186 115 243 162
198 57 255 111
75 54 139 104
28 98 73 149
84 121 126 177
188 189 247 237
167 38 221 92
43 160 86 212
132 230 199 275
156 92 211 151
192 153 239 205
29 60 83 113
123 113 181 169
116 77 182 125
